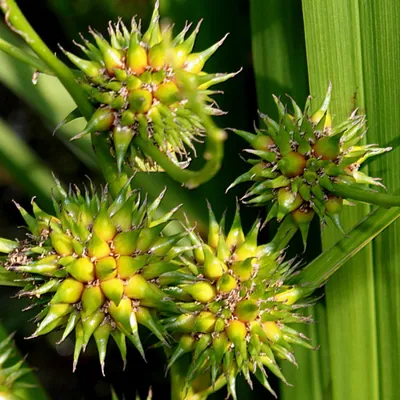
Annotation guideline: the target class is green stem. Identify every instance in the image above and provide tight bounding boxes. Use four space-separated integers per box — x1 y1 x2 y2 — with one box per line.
91 134 130 197
0 37 54 74
293 206 400 288
324 181 400 207
170 360 188 400
0 0 130 196
259 215 299 255
134 134 224 189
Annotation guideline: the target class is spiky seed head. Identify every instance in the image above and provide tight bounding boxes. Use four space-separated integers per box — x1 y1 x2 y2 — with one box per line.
164 205 316 399
0 180 192 374
230 84 391 246
62 2 237 172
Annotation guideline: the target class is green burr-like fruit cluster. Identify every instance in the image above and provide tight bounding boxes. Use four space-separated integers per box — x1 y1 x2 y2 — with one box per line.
163 205 315 399
0 180 316 396
62 0 235 172
230 84 391 244
0 334 32 400
3 180 192 374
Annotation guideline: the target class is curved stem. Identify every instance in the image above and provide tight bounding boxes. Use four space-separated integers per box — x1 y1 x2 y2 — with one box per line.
323 181 400 208
258 215 299 255
134 133 224 189
0 0 130 197
292 206 400 289
0 38 54 74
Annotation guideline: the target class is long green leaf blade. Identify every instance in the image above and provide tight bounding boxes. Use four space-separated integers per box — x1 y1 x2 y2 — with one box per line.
295 207 400 288
250 0 308 114
357 3 400 398
300 1 400 398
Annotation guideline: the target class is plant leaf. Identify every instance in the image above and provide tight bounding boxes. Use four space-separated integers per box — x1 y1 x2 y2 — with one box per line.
300 1 400 398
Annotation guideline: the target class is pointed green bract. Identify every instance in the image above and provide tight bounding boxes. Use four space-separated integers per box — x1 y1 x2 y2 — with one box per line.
231 85 393 245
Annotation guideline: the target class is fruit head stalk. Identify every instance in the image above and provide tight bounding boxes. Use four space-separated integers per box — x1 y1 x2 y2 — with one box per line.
61 1 236 172
229 84 392 245
163 204 316 399
0 179 196 375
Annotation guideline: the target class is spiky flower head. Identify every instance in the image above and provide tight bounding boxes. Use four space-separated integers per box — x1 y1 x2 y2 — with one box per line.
61 1 236 172
1 180 194 375
229 84 391 245
0 334 32 400
163 205 315 399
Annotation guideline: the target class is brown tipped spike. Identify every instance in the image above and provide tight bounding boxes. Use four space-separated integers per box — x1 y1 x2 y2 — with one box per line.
111 330 127 370
94 323 112 375
30 304 73 338
13 201 38 235
72 323 84 372
147 186 167 219
53 108 82 136
172 22 193 46
60 45 102 78
142 0 161 46
184 33 229 74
